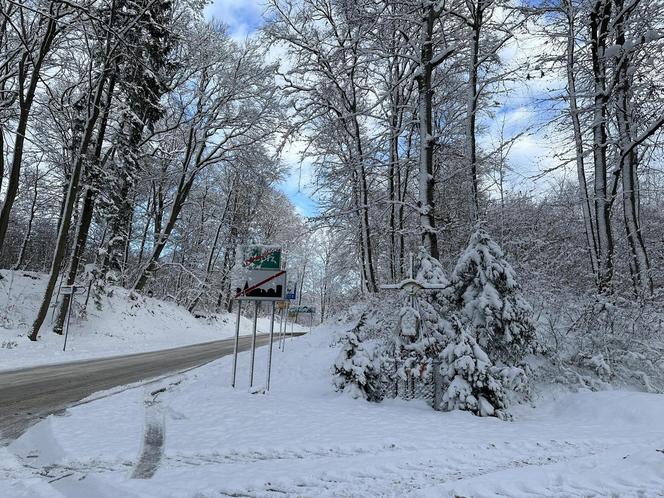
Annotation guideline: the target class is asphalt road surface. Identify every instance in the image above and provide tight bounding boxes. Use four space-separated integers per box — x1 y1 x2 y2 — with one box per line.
0 333 296 444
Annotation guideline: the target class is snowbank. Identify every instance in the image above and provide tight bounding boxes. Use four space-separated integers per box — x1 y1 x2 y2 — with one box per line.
2 316 663 497
0 270 302 371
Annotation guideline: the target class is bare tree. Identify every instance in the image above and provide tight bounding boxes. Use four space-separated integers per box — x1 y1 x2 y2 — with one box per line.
0 1 65 253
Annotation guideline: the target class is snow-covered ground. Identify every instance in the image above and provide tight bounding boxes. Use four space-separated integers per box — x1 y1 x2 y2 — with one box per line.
2 317 663 497
0 270 304 371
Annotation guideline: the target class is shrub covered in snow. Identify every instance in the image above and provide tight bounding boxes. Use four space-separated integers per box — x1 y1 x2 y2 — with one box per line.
415 246 450 288
438 319 509 418
331 241 537 418
393 304 439 384
451 228 536 364
535 293 664 393
414 246 455 341
333 324 382 401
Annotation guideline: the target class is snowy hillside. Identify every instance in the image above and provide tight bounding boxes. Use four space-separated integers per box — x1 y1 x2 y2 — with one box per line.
0 270 298 371
3 317 663 497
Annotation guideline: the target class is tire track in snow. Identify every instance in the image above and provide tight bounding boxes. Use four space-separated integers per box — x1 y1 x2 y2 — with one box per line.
130 389 166 479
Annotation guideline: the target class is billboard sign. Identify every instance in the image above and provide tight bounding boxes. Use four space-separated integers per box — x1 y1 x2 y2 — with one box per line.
235 269 287 301
240 245 282 270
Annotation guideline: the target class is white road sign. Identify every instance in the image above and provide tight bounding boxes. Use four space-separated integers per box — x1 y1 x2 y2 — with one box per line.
234 269 287 301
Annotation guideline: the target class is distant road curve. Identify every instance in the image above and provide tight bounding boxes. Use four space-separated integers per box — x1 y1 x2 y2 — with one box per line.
0 333 299 444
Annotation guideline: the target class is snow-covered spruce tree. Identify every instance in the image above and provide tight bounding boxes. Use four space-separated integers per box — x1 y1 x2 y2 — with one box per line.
451 228 535 364
393 303 438 385
333 315 382 401
414 246 455 342
100 0 176 286
438 319 509 418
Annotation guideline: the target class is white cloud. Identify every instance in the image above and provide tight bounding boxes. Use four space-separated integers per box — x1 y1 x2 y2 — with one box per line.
205 0 264 41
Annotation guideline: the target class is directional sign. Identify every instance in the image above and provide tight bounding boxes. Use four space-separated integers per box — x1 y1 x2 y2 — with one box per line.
276 300 289 310
240 245 282 270
289 305 315 314
235 269 287 301
285 280 297 300
61 285 82 295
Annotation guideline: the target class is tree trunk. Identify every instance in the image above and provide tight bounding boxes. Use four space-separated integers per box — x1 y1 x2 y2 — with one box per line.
13 168 39 270
52 185 96 334
416 6 440 260
467 7 482 223
589 0 614 293
136 194 153 268
388 110 398 282
349 93 377 292
29 70 110 340
564 0 599 281
620 153 651 295
613 0 652 295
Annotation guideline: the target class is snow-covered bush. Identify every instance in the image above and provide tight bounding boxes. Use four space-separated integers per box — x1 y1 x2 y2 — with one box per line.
333 329 382 401
414 246 455 341
393 303 440 384
438 319 509 418
330 243 536 417
452 228 536 364
535 294 664 393
416 246 450 288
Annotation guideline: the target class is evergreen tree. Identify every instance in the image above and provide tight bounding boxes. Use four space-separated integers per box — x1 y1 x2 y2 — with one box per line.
451 228 536 364
414 246 455 342
415 245 450 287
100 0 176 283
333 329 381 401
394 303 437 383
438 319 508 417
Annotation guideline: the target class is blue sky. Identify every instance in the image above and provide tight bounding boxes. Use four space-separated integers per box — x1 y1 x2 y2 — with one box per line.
204 1 557 216
206 1 320 217
205 0 264 40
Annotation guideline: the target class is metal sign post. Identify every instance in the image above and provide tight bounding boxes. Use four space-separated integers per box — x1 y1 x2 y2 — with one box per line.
231 299 242 387
249 301 259 387
275 301 287 351
266 301 276 390
279 306 287 351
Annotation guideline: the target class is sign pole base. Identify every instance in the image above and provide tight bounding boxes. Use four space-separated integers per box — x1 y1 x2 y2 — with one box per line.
231 300 242 387
249 301 259 388
279 306 286 351
266 301 276 391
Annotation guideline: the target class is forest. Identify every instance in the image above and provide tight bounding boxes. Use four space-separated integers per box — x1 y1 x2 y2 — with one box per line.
1 0 663 376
